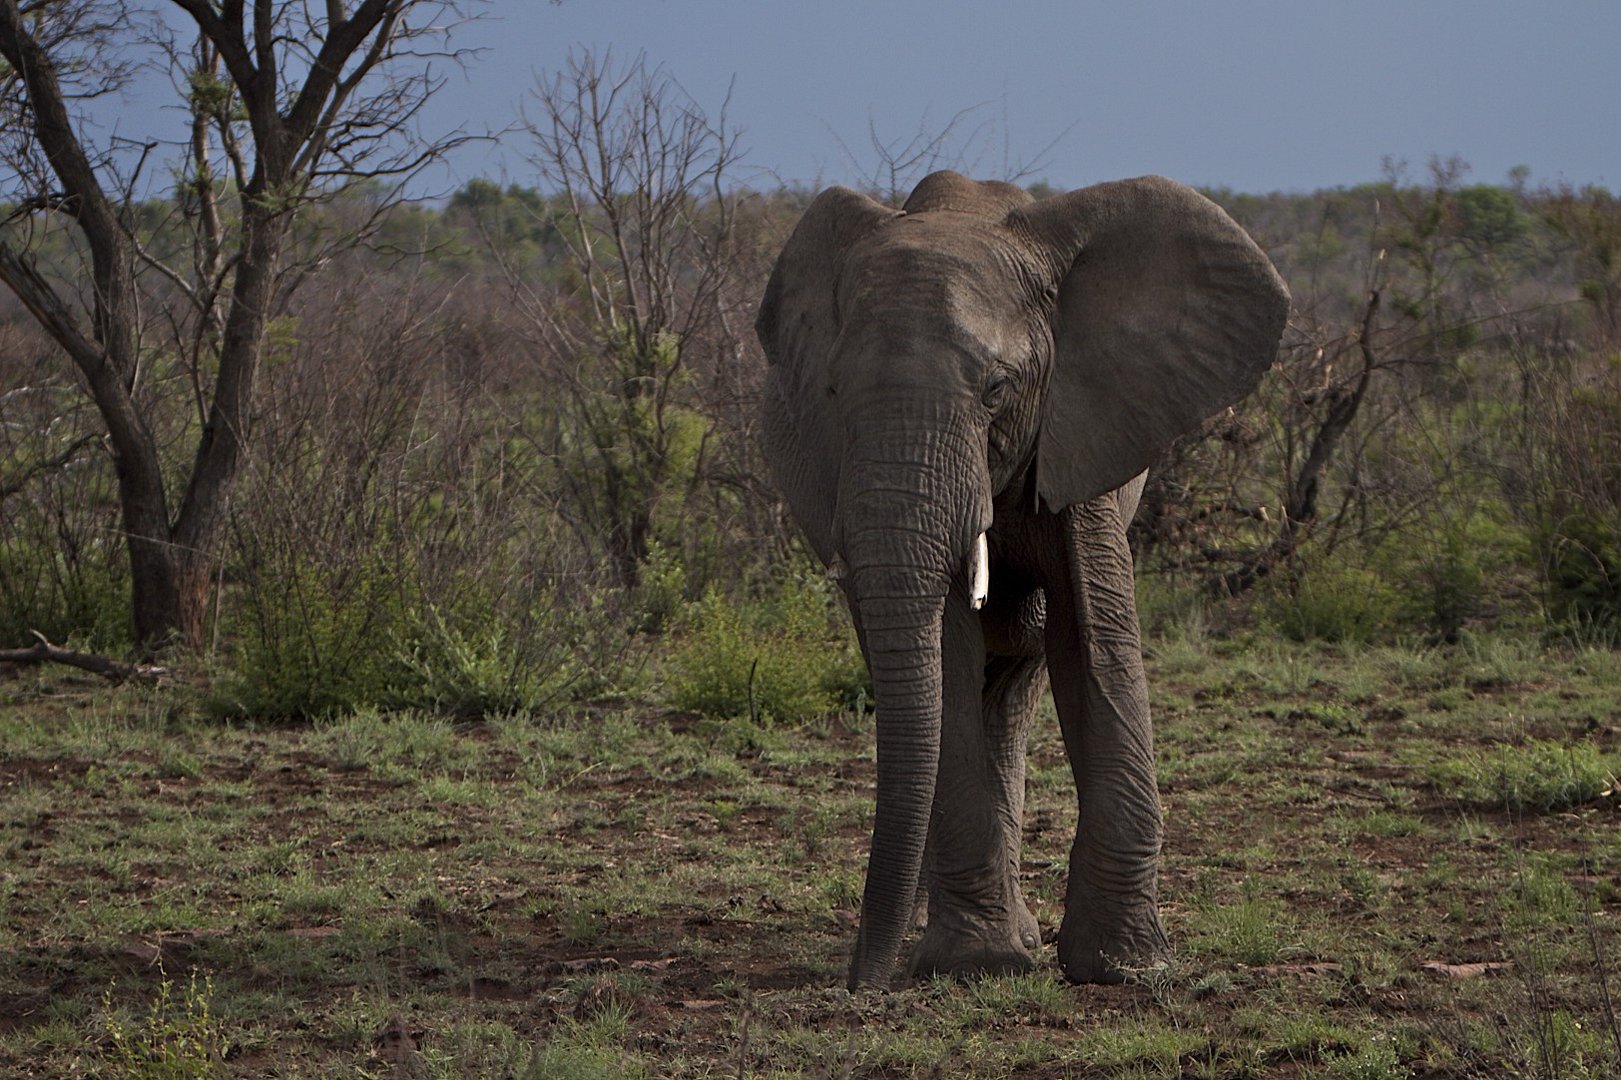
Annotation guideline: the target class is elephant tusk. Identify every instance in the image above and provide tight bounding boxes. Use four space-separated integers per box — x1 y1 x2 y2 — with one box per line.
970 531 989 610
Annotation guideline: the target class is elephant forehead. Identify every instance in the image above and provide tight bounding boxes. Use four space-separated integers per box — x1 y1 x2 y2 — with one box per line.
838 224 1032 346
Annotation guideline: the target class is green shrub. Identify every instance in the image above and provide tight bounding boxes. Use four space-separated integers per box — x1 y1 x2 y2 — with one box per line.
1326 1034 1411 1080
216 487 637 719
0 430 132 652
664 575 866 723
0 540 130 652
1136 574 1211 640
1535 510 1621 635
393 590 624 718
213 542 409 719
630 539 688 632
102 970 229 1077
1405 528 1487 643
1265 562 1403 644
395 605 532 717
306 707 458 773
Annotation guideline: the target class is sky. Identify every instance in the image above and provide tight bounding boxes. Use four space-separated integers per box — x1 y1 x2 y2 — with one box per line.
116 1 1621 196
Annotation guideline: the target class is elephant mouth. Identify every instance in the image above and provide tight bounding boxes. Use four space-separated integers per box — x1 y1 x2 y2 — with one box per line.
834 525 991 611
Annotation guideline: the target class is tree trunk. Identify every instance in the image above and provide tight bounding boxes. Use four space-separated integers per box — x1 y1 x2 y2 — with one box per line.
0 2 437 655
127 538 213 653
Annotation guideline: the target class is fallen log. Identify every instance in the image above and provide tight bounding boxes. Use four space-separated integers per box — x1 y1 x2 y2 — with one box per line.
0 631 167 683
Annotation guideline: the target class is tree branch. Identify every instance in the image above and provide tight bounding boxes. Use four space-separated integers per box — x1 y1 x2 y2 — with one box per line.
0 433 100 501
0 240 101 369
282 0 397 147
1206 292 1379 598
0 0 137 376
166 0 259 100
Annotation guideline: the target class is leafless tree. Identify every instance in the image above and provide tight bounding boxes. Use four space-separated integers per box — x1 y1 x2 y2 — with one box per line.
502 48 744 590
828 102 1072 207
0 0 473 652
1138 171 1535 615
1203 288 1381 597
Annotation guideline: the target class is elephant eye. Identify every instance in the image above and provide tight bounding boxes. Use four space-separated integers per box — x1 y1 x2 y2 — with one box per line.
982 373 1013 413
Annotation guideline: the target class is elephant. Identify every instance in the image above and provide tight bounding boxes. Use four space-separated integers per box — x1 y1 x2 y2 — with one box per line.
755 171 1288 990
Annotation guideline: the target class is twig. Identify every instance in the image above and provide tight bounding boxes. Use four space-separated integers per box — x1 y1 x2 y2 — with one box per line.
1582 861 1621 1068
746 656 760 727
0 433 100 500
735 996 751 1080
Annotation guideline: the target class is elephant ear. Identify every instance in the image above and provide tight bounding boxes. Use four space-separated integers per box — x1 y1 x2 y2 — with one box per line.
756 186 899 393
756 186 899 562
1009 176 1289 511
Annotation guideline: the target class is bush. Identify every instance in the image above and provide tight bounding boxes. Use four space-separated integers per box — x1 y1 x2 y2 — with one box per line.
102 970 229 1077
1535 511 1621 636
1519 348 1621 637
1410 538 1485 643
306 707 459 773
213 540 410 720
1135 574 1212 640
631 539 689 633
0 539 130 652
664 575 867 723
0 436 131 653
1391 514 1510 643
216 538 632 721
394 589 631 718
1265 562 1404 644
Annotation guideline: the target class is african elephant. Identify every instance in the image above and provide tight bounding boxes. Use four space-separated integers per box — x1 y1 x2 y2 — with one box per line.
756 171 1288 990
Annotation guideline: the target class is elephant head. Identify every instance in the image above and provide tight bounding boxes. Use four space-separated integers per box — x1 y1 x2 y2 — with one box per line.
757 171 1287 988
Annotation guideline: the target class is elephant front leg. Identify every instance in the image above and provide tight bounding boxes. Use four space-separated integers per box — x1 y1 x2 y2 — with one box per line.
1045 500 1169 983
908 595 1036 979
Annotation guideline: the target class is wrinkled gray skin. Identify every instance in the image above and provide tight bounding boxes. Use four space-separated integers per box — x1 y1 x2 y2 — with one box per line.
757 172 1288 990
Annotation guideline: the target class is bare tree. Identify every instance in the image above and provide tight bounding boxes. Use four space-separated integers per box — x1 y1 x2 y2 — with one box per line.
1205 289 1379 597
503 48 743 590
828 102 1071 207
1137 170 1533 613
0 0 471 651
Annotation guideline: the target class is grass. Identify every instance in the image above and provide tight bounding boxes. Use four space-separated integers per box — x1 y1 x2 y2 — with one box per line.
0 632 1618 1076
1428 739 1619 812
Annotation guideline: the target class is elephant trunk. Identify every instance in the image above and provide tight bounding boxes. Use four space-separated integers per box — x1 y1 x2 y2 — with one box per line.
838 423 986 988
846 585 944 989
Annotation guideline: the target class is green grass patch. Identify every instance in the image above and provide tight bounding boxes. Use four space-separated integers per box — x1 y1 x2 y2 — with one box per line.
1428 738 1618 811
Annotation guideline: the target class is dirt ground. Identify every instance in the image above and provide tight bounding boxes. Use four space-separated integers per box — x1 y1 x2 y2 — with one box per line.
0 637 1617 1076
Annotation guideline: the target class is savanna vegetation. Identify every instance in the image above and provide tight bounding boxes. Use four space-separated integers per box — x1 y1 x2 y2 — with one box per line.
0 6 1618 1077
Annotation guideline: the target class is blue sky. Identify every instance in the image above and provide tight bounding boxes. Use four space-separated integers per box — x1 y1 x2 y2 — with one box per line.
121 1 1621 195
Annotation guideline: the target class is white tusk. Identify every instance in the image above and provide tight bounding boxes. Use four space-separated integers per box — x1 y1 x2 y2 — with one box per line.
969 531 989 611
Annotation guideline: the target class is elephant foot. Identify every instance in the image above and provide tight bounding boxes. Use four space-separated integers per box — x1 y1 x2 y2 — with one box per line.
1057 902 1168 984
909 907 1035 980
